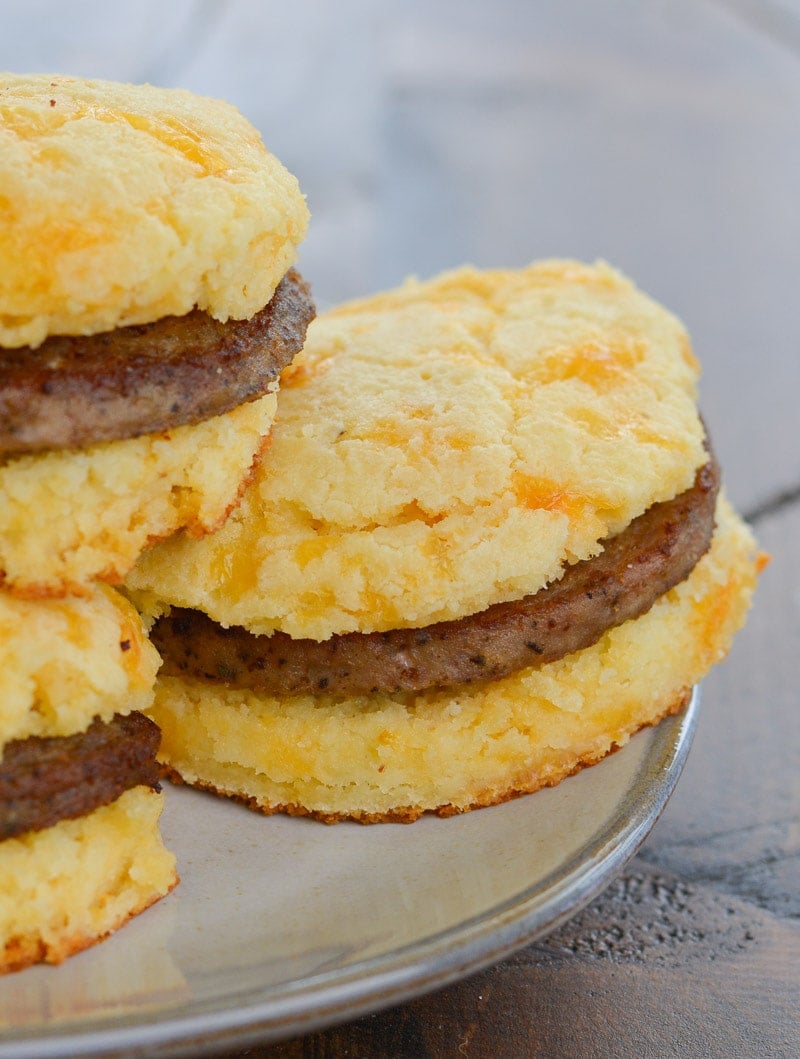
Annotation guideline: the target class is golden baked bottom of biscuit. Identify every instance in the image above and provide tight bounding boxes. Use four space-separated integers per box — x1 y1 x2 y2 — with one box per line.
0 74 309 349
127 260 707 640
0 390 277 596
0 584 159 746
0 786 177 973
146 496 757 822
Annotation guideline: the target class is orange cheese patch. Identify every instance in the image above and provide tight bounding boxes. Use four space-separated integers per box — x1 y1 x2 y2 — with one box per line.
512 473 594 523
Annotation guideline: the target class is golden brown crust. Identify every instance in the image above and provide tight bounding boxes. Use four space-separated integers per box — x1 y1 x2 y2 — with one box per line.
178 429 274 545
0 876 178 973
0 787 178 974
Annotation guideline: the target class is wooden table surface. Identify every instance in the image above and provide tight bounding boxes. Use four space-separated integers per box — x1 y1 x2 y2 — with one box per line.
3 2 798 1056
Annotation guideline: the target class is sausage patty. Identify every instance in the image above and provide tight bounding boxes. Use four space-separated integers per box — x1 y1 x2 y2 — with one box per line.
0 712 161 839
0 270 314 456
152 453 720 696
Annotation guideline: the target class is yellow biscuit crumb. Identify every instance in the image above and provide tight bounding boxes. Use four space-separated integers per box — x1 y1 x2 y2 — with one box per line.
0 74 309 347
0 788 177 972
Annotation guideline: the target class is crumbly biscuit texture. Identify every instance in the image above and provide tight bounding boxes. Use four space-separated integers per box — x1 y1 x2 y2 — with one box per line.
146 496 758 821
0 584 159 746
128 260 707 639
0 390 277 596
0 787 177 973
0 73 309 348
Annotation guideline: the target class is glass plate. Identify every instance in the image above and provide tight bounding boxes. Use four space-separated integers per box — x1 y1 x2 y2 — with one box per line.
0 689 699 1058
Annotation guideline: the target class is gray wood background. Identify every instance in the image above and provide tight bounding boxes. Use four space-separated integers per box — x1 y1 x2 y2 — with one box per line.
2 2 797 1055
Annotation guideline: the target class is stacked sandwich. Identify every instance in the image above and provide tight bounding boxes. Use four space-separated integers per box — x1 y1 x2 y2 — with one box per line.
127 261 760 822
0 73 312 970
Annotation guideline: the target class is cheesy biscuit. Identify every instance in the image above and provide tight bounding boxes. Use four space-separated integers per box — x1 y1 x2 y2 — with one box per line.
0 585 176 972
0 74 313 595
126 262 759 821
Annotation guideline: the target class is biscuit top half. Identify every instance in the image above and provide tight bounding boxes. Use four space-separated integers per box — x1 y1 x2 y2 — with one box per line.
0 73 309 348
127 260 707 640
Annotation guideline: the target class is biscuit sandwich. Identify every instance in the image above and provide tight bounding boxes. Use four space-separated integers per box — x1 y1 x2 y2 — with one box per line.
0 585 176 972
0 72 310 970
0 73 312 597
126 261 760 823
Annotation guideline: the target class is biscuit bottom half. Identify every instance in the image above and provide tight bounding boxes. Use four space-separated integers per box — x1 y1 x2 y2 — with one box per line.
0 390 277 597
0 786 177 973
148 497 758 823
